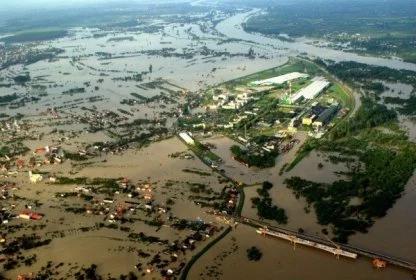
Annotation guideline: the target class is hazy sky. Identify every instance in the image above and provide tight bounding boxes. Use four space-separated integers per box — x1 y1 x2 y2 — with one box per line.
0 0 116 8
0 0 178 11
0 0 84 12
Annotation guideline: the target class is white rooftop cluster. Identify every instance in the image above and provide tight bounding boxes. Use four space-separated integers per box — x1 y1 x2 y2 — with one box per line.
251 72 309 86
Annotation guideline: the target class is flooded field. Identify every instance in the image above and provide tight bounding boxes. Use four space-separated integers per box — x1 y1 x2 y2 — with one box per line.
202 134 348 234
2 137 231 279
1 4 416 280
189 224 412 280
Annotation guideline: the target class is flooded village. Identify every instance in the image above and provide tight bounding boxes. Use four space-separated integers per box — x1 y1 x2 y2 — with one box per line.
1 1 416 280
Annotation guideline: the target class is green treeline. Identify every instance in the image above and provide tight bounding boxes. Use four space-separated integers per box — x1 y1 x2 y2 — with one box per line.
251 181 287 224
0 94 19 104
384 95 416 115
325 61 416 88
230 145 278 168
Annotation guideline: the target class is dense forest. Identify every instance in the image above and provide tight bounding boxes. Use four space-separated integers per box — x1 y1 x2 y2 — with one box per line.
324 61 416 88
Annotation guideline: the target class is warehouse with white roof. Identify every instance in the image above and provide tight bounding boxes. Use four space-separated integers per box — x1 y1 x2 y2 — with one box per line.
251 72 309 86
290 77 330 103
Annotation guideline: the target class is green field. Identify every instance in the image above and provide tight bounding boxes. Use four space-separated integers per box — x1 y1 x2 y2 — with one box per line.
327 84 354 111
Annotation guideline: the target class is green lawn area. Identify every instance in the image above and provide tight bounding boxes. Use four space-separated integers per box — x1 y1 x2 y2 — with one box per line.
327 84 354 111
400 51 416 64
290 78 312 92
187 139 222 163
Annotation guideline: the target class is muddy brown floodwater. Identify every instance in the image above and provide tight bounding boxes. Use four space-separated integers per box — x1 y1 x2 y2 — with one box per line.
189 224 411 280
200 133 416 279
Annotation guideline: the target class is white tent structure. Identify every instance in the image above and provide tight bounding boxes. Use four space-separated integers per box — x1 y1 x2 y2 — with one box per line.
251 72 309 86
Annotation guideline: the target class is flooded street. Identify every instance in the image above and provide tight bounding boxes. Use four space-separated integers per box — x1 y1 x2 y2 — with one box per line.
1 4 416 279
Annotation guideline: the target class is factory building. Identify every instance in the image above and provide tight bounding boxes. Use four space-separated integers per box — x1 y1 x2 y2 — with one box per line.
313 103 340 129
251 72 309 86
179 132 195 145
290 77 330 103
302 105 327 125
302 114 317 125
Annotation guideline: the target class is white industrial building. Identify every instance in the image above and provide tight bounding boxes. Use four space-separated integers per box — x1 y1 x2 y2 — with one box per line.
179 132 195 145
290 77 330 103
251 72 309 86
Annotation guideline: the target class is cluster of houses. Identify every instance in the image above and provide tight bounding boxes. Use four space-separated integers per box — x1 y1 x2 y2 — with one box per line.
50 175 224 279
56 179 171 224
91 141 128 155
18 210 43 221
224 186 239 213
1 145 68 179
143 219 220 279
75 109 128 131
0 190 43 224
0 119 21 132
238 134 299 155
0 42 60 69
32 145 65 166
212 91 255 110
